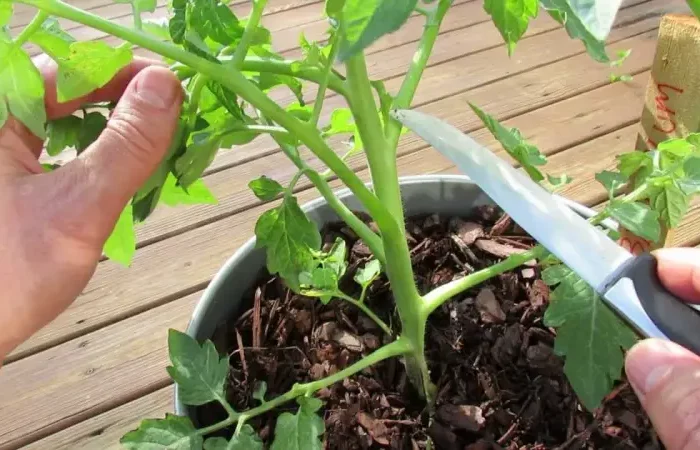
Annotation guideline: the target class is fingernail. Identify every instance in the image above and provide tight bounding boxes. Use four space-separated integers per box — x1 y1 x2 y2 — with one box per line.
135 67 179 110
626 339 691 396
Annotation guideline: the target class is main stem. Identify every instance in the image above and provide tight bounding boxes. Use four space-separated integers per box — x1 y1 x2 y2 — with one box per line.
345 54 433 402
231 0 268 66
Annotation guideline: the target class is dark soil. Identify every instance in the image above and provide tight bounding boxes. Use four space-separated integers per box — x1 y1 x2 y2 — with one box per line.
196 206 662 450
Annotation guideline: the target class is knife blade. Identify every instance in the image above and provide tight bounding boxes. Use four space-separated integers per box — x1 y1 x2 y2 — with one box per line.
393 108 700 354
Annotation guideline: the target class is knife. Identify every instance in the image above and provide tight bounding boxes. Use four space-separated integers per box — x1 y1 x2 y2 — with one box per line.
393 108 700 355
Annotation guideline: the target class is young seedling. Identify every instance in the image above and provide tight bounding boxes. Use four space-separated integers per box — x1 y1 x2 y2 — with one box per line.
2 0 700 447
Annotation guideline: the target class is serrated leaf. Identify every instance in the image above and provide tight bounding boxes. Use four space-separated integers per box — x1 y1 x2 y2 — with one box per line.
0 1 11 27
546 173 572 188
606 200 660 242
174 133 221 188
541 264 571 285
339 0 418 61
191 0 243 46
470 103 546 181
166 329 230 406
255 72 304 105
29 17 76 60
103 204 136 266
161 174 218 206
249 176 284 201
204 425 263 450
0 37 47 138
206 81 245 120
270 397 325 450
544 265 637 410
121 413 202 449
354 259 381 288
255 196 322 291
652 181 688 229
616 151 652 179
595 170 626 198
45 115 82 156
484 0 538 55
539 0 614 63
55 41 133 102
679 156 700 195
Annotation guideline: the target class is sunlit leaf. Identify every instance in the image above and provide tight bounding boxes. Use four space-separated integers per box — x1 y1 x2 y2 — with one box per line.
651 181 688 229
595 170 626 198
354 259 381 288
121 413 202 449
103 204 136 266
29 17 76 60
270 397 325 450
606 200 660 242
484 0 538 54
204 426 263 450
249 175 285 201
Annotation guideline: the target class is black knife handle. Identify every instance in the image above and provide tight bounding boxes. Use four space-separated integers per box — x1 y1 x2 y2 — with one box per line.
622 253 700 355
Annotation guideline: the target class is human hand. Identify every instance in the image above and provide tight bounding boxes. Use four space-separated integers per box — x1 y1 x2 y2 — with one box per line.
0 56 183 362
625 247 700 450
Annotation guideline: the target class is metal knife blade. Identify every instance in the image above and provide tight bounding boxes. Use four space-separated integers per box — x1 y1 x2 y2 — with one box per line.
393 109 672 340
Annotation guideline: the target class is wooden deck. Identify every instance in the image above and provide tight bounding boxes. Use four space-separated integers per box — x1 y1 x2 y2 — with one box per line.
2 0 699 448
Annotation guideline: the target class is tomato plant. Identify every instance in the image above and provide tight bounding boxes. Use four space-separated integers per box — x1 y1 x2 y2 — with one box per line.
2 0 700 447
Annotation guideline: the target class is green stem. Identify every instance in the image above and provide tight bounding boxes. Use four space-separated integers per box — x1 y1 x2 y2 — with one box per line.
345 53 429 399
335 292 393 336
385 0 452 149
232 0 268 67
220 124 289 137
18 0 392 229
131 3 142 30
195 338 412 436
310 25 341 126
14 10 48 46
186 75 207 129
422 246 548 317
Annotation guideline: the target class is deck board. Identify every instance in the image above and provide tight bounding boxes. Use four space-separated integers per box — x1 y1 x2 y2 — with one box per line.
1 0 699 448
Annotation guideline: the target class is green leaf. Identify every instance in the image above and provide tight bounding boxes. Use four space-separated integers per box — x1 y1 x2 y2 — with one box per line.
469 103 546 181
55 41 133 102
339 0 418 61
689 0 700 19
326 0 345 17
544 265 637 410
191 0 243 46
174 133 221 188
45 115 82 156
324 108 356 136
484 0 538 55
204 426 263 450
606 200 660 242
121 413 203 449
160 174 217 206
166 329 230 406
77 111 108 152
270 397 325 450
206 81 245 120
651 181 688 229
595 170 626 198
610 48 631 67
29 17 76 60
0 37 47 139
255 72 304 105
252 381 267 404
616 151 652 179
170 0 187 43
539 0 613 63
546 173 572 189
255 195 322 291
0 1 11 27
610 73 632 83
115 0 157 12
679 156 700 195
143 18 174 41
103 204 136 266
541 264 571 285
354 259 381 288
249 176 284 201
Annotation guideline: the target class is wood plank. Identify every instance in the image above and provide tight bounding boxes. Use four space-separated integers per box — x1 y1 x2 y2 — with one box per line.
0 292 201 449
9 10 674 361
6 80 700 448
23 388 172 450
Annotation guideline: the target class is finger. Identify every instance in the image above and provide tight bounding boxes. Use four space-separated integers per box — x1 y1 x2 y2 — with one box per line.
653 248 700 303
625 339 700 450
55 66 183 244
36 54 163 120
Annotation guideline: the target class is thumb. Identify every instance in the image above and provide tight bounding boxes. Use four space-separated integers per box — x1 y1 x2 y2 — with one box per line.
59 66 183 240
654 248 700 303
625 339 700 450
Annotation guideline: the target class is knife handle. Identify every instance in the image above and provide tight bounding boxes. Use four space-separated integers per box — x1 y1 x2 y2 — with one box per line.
623 253 700 355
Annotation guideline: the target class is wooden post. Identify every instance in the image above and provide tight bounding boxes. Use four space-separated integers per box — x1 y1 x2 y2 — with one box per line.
619 14 700 254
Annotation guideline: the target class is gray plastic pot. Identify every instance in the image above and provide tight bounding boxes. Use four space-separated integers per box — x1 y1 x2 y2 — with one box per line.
174 174 599 419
